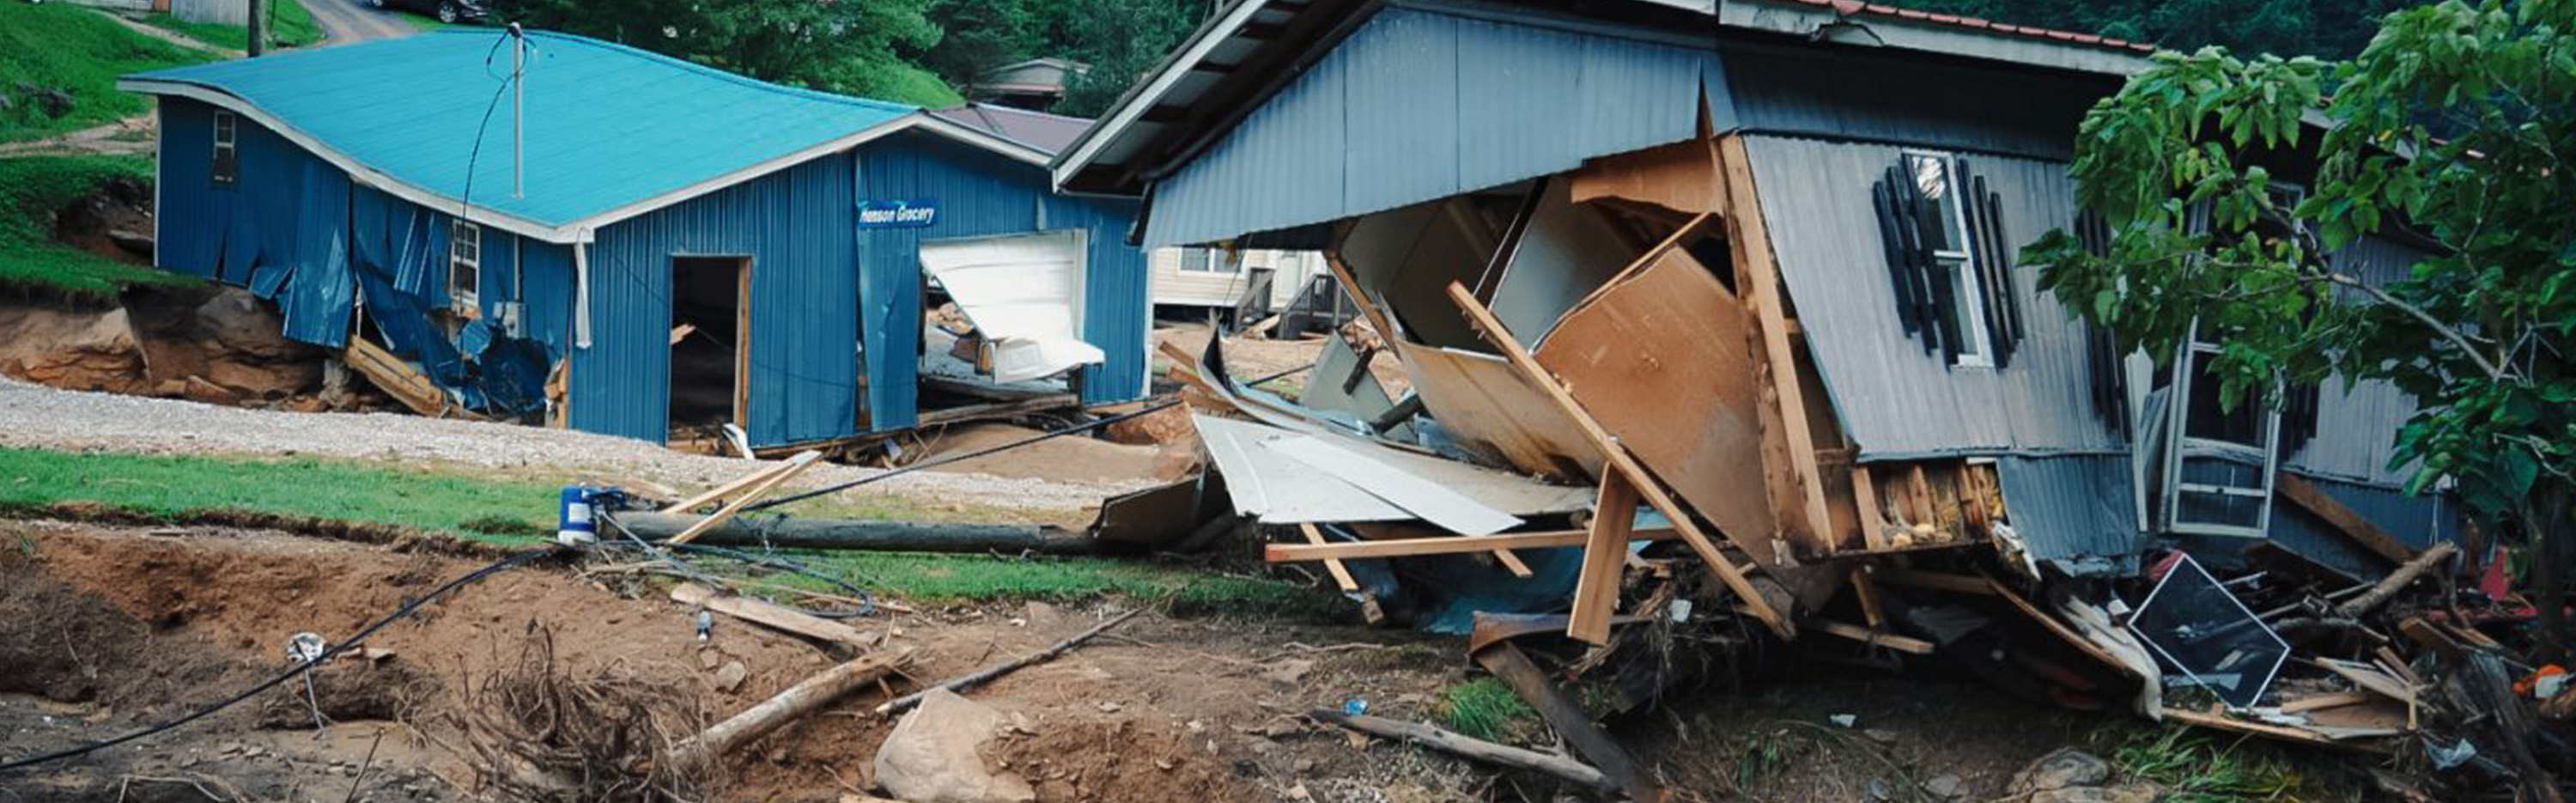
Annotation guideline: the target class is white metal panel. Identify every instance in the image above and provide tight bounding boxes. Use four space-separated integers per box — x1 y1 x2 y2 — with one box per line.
920 229 1106 384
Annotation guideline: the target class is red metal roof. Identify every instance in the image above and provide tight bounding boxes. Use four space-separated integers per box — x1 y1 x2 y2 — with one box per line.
1796 0 2154 53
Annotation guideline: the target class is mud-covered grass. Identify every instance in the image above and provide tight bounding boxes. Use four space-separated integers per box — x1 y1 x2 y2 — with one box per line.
0 447 1336 614
143 0 324 51
0 3 215 143
0 156 200 304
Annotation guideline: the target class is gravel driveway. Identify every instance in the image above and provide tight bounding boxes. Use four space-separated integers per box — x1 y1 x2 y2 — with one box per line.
0 378 1152 516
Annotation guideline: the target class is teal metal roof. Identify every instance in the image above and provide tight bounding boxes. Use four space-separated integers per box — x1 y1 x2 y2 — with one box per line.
123 30 914 237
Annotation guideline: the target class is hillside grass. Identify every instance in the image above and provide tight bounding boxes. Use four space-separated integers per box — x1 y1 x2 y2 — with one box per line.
0 447 1332 613
0 2 215 143
0 156 200 305
145 0 325 51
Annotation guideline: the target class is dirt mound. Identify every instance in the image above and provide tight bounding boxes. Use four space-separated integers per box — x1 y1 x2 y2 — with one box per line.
921 423 1198 484
0 546 264 717
0 287 343 409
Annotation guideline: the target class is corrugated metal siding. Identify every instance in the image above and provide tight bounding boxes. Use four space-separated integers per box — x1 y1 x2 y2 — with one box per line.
156 99 220 278
519 241 578 359
857 131 1150 429
574 153 861 446
1746 134 2118 459
2217 475 2458 577
1722 43 2110 161
1996 454 2139 569
2281 236 2435 488
1145 6 1723 247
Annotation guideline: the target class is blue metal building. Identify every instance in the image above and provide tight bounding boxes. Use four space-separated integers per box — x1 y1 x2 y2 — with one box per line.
120 30 1148 447
1051 0 2458 578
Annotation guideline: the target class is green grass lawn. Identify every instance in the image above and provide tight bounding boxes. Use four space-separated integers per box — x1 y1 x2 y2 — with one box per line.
0 2 215 143
145 0 325 51
0 156 201 305
0 447 1335 613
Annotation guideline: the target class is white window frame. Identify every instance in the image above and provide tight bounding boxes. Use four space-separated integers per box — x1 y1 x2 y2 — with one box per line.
211 110 239 187
449 220 482 313
1178 246 1239 275
1903 150 1994 368
2159 323 2283 538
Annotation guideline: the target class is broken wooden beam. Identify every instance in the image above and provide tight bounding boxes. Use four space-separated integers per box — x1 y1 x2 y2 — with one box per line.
677 648 912 763
1469 640 1662 802
612 512 1102 555
1307 709 1616 794
2275 471 2418 564
666 451 821 544
2334 541 2458 619
875 609 1145 716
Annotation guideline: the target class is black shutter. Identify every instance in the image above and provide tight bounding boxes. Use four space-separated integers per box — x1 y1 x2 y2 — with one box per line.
1957 162 2026 368
1873 165 1942 354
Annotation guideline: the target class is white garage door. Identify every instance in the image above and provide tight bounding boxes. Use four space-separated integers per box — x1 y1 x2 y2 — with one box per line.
918 230 1106 384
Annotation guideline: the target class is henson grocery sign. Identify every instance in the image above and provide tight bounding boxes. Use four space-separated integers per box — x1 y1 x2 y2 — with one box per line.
858 199 939 228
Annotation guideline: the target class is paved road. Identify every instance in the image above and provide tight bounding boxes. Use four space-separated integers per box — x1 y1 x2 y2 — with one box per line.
301 0 416 45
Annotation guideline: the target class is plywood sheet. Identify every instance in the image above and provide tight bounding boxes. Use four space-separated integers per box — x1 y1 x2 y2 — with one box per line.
1569 139 1725 216
1392 341 1601 480
1536 248 1778 565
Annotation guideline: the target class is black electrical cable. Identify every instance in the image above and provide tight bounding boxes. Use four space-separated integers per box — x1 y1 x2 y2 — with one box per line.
0 547 562 775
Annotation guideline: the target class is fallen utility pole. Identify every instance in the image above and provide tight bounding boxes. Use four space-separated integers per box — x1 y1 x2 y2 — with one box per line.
677 648 913 763
876 608 1146 716
612 512 1101 556
1308 709 1617 794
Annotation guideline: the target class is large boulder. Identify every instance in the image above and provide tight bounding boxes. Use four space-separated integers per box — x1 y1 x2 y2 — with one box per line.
873 689 1034 803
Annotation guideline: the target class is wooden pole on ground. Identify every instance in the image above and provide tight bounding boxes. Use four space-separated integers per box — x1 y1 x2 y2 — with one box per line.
677 648 912 763
1308 709 1616 794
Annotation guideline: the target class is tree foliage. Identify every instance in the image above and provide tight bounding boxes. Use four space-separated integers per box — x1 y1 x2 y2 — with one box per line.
493 0 959 106
2026 0 2576 643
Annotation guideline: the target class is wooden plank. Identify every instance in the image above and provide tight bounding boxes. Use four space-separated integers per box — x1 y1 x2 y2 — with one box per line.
1447 282 1790 637
1811 619 1934 654
667 451 820 544
2281 690 2379 714
1874 569 1997 596
1907 465 1935 527
1297 523 1361 593
1393 341 1601 480
1567 473 1638 644
1852 569 1887 628
2275 471 2417 563
671 581 873 646
662 459 803 514
2166 709 2389 752
1555 212 1716 316
1266 527 1680 562
1534 243 1778 565
1321 248 1400 346
1852 465 1889 551
1985 574 2141 677
733 258 753 429
1470 642 1662 802
1714 136 1836 555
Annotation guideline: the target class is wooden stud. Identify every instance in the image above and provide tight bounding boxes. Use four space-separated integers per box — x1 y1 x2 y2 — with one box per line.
1447 282 1790 637
1560 212 1716 315
1298 523 1361 593
1852 568 1887 628
1984 573 2140 678
662 458 803 514
734 257 753 431
671 581 872 646
1714 136 1836 551
1907 465 1935 527
1321 248 1400 346
1567 472 1640 644
2276 471 2418 563
1810 619 1933 654
1852 465 1889 551
666 451 820 544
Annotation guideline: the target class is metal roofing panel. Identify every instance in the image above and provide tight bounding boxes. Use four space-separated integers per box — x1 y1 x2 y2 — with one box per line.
1994 454 2138 568
1744 135 2119 459
926 104 1094 156
1193 414 1595 524
1145 6 1715 247
126 30 911 231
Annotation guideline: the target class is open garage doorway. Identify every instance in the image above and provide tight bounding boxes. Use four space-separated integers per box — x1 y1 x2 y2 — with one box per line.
671 255 750 442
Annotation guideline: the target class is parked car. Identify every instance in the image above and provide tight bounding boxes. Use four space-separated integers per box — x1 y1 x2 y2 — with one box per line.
369 0 485 24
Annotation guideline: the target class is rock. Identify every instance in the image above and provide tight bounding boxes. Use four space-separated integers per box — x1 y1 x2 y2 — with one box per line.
1924 774 1963 799
2011 748 2111 794
2028 782 2160 803
195 288 312 362
182 374 238 405
1260 659 1313 686
713 660 749 693
873 689 1035 803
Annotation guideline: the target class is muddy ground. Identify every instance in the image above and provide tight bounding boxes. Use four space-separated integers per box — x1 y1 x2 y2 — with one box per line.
0 517 2321 803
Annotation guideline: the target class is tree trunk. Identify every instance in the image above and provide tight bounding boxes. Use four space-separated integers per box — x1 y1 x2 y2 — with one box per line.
2538 487 2573 665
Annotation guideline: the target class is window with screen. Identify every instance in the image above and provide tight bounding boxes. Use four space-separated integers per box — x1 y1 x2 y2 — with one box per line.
212 111 239 187
449 220 481 313
1872 150 2026 368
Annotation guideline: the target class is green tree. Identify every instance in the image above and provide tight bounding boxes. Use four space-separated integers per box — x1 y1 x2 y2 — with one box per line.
1903 0 2419 59
1027 0 1208 117
2026 1 2576 649
912 0 1033 90
494 0 959 106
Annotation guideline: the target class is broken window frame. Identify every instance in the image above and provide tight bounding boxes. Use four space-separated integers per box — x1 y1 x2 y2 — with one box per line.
211 110 239 188
448 220 482 314
2159 323 2283 538
1903 150 1996 368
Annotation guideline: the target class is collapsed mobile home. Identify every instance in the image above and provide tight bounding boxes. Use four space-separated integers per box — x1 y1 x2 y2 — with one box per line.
1060 0 2457 635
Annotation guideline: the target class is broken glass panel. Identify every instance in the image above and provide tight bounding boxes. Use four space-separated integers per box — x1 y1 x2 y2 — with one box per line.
2126 553 2290 709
